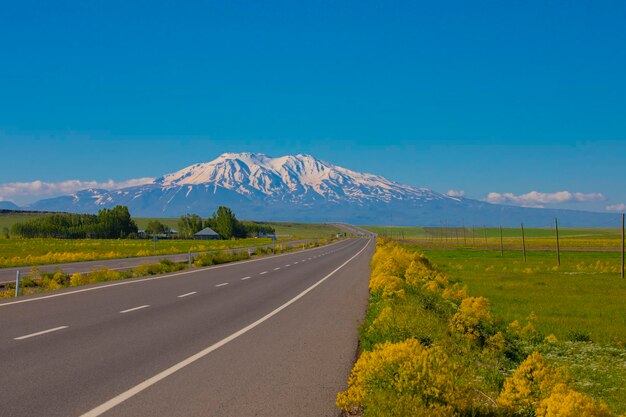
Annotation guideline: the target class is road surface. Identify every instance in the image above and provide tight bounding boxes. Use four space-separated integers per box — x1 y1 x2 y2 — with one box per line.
0 238 317 285
0 235 374 417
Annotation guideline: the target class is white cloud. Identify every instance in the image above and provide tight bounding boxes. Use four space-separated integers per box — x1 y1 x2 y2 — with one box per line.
485 191 606 208
606 203 626 212
0 178 154 204
446 189 465 198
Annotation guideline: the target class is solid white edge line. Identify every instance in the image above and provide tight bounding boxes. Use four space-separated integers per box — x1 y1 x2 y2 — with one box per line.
215 283 229 287
14 325 69 340
120 305 150 314
0 238 353 308
79 238 372 417
177 292 197 298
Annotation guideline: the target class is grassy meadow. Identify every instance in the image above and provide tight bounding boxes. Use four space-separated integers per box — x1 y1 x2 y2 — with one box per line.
407 244 626 413
0 238 273 268
338 238 626 415
413 247 625 344
0 211 342 268
362 225 624 249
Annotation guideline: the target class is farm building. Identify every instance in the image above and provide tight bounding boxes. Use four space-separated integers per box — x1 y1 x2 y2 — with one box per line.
194 227 220 240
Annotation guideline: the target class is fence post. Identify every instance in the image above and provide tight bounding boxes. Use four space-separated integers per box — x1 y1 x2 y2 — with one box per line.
483 226 488 249
622 213 624 278
188 251 192 266
555 217 561 267
472 226 476 247
15 270 21 297
521 223 527 262
499 225 504 257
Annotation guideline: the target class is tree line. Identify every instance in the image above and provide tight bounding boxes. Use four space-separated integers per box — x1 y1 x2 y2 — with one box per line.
10 206 138 239
177 206 275 239
8 205 273 240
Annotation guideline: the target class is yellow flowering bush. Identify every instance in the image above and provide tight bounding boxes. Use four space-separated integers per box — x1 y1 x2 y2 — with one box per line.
484 331 507 353
442 282 469 303
369 272 406 298
535 383 613 417
497 352 568 414
337 339 469 416
69 272 88 287
450 296 493 340
508 313 541 341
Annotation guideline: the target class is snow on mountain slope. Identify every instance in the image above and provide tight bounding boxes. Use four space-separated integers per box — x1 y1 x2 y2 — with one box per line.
24 152 616 226
155 152 453 204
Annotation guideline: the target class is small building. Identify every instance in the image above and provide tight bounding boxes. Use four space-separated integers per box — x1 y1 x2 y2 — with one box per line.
164 229 178 239
194 227 220 240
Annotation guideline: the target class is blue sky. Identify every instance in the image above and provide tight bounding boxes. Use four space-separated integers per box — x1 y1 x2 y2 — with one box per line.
0 0 625 211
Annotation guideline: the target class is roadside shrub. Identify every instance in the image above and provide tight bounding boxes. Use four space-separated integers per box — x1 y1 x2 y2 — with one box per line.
535 383 613 417
194 251 249 267
450 296 493 341
70 272 88 287
337 339 471 416
497 352 568 414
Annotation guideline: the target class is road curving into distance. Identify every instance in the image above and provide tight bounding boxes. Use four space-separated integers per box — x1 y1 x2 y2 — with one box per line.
0 229 375 417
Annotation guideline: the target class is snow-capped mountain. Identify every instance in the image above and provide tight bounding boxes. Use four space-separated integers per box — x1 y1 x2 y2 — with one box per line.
25 152 615 226
154 152 450 205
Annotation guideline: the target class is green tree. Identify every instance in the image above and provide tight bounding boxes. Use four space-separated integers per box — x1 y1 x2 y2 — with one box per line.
177 214 204 239
145 220 167 235
208 206 246 239
9 206 137 239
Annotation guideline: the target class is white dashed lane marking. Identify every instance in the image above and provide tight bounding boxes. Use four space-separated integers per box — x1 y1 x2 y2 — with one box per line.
215 283 229 287
120 305 150 314
14 326 69 340
178 292 197 298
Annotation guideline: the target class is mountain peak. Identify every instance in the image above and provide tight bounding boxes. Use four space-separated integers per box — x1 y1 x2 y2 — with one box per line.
23 151 616 226
153 152 445 204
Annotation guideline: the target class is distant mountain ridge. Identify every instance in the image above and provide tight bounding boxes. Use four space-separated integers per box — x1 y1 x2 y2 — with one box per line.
23 152 617 227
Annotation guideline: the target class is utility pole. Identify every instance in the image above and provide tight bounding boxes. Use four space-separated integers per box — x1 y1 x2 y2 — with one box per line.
483 225 488 249
622 213 624 278
622 213 624 279
555 217 561 267
472 225 476 247
463 222 467 246
499 225 504 257
521 223 527 262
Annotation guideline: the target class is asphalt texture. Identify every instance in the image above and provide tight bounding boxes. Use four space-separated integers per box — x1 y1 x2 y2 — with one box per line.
0 235 374 417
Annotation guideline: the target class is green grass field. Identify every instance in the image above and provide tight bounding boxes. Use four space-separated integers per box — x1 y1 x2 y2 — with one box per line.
361 225 624 249
1 212 342 240
402 243 626 412
0 212 56 230
0 212 342 268
412 247 626 344
0 238 274 268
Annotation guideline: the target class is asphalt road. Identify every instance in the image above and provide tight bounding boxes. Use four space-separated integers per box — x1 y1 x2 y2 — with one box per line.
0 235 374 417
0 238 316 285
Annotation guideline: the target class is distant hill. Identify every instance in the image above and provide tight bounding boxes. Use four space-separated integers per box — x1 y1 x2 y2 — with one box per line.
0 201 20 210
25 152 619 227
